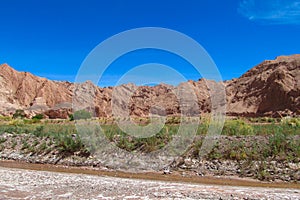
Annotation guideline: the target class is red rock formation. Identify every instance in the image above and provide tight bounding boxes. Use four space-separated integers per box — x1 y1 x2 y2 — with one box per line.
226 54 300 117
0 54 299 118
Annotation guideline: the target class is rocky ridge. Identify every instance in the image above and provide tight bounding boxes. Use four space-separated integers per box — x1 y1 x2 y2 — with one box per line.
0 54 299 118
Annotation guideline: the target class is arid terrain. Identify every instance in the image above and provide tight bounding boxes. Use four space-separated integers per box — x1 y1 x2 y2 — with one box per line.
0 54 299 199
0 54 299 118
0 166 299 200
2 0 300 198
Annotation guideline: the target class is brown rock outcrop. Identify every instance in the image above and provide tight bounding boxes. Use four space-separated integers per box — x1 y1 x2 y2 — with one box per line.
0 63 73 110
226 54 300 117
44 108 72 119
0 54 299 118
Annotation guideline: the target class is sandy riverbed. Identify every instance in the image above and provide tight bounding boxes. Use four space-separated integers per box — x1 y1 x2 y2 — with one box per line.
0 166 299 200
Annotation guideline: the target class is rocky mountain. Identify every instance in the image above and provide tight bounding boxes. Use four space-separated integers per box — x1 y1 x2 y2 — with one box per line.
0 64 74 118
0 54 299 118
226 55 300 117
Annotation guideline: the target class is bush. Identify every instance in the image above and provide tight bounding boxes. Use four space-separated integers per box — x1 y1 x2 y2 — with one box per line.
9 119 24 126
223 119 254 135
13 109 26 119
269 131 287 155
73 110 92 120
24 118 41 124
56 134 87 156
69 114 74 121
0 115 12 121
32 114 44 120
281 117 300 127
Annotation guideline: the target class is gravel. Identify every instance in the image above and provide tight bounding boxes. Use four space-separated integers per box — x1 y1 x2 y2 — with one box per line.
0 167 299 200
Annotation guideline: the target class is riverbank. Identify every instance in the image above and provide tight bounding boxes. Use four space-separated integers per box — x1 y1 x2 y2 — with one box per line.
1 160 300 189
0 164 299 200
0 119 299 183
1 131 299 183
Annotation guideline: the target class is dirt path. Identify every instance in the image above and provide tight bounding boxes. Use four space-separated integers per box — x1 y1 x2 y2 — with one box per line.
0 166 299 200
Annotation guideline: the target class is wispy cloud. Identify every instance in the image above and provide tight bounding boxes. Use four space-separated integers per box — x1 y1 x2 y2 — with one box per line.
238 0 300 24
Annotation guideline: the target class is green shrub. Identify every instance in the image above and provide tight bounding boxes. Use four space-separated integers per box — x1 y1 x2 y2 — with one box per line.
0 138 7 143
32 114 44 120
21 141 29 150
9 119 24 126
269 132 286 155
13 109 26 119
73 110 92 120
24 118 41 124
56 135 85 156
33 126 45 137
166 116 181 124
0 115 12 121
69 114 74 121
38 142 48 153
191 139 204 158
11 140 17 148
281 117 300 127
223 119 254 135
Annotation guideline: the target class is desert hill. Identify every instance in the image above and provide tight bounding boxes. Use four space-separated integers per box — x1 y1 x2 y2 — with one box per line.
226 54 300 117
0 54 299 118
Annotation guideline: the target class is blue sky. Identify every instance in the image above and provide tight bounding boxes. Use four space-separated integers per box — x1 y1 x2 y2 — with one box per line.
0 0 300 86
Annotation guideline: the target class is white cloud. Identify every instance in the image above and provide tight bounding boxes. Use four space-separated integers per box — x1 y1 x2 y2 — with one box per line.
238 0 300 24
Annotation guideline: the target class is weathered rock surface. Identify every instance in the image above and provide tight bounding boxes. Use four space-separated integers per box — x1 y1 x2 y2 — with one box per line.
0 54 299 117
226 55 300 117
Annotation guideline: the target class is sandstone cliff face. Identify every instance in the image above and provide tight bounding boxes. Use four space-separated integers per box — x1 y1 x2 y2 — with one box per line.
226 55 300 117
0 63 73 116
111 81 205 117
0 54 299 118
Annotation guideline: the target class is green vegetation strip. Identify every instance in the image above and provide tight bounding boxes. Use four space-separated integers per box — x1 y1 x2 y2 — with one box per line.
0 118 299 161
